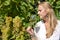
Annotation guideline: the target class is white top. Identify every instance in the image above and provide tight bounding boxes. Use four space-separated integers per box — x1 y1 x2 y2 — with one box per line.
34 20 60 40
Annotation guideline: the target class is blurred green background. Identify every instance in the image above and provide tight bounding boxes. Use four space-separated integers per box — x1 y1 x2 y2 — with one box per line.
0 0 60 40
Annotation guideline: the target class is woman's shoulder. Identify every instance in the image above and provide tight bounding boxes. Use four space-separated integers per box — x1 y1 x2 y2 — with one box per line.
34 20 43 33
34 20 44 32
57 20 60 26
57 20 60 23
36 20 44 26
55 20 60 32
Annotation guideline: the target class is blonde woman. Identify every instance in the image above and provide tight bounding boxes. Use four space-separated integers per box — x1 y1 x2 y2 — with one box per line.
26 2 60 40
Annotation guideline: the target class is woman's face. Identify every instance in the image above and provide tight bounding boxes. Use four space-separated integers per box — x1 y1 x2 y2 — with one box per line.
38 5 48 19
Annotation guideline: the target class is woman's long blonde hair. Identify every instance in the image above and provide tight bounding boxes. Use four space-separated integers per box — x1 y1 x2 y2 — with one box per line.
38 2 57 38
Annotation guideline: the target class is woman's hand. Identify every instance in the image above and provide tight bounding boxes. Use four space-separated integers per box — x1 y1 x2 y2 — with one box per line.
26 26 37 40
26 26 34 36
